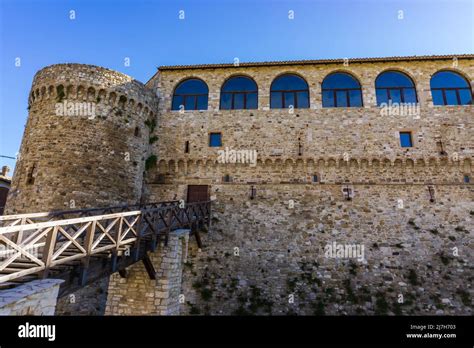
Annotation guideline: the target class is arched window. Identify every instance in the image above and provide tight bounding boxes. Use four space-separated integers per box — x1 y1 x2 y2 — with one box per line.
220 76 258 110
430 71 472 105
172 78 208 110
375 71 417 105
322 73 363 107
270 74 309 109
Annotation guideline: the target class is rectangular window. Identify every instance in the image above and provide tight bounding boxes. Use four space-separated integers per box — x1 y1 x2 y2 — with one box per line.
209 132 222 147
185 141 190 153
399 132 413 148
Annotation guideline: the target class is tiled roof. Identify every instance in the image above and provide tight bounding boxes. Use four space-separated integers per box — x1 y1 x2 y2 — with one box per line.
158 54 474 71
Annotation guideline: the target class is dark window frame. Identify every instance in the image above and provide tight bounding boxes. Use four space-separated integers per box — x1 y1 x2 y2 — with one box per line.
375 71 418 105
431 87 472 106
376 86 418 104
220 90 258 110
220 76 258 110
270 74 310 109
321 87 363 107
209 132 222 147
321 73 363 108
171 79 209 111
399 131 413 148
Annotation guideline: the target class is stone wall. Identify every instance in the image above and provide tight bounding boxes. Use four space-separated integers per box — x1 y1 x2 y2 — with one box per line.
0 279 63 315
5 63 158 213
141 57 473 315
105 230 189 315
148 183 473 315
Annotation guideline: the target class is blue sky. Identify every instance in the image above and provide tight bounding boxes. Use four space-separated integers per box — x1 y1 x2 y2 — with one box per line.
0 0 473 172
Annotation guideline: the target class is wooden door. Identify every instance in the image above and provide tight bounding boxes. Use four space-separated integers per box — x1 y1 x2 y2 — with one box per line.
186 185 209 203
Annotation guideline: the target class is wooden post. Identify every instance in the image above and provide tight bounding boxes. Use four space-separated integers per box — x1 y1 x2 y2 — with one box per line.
41 226 59 279
79 221 96 286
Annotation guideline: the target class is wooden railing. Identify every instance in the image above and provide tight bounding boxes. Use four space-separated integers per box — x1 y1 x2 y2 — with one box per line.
0 201 211 291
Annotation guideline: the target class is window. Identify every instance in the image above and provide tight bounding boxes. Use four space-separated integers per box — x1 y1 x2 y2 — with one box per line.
270 74 309 109
209 133 222 147
464 175 470 184
184 141 190 153
322 73 363 107
172 78 208 110
223 174 232 183
312 174 319 183
430 71 472 105
220 76 257 110
399 132 413 148
375 71 417 105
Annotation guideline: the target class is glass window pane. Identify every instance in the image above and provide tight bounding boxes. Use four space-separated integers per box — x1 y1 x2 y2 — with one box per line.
389 89 401 103
336 91 348 107
220 93 231 109
222 77 257 92
459 89 472 105
376 89 388 106
323 73 360 89
403 88 417 104
271 92 282 108
246 93 258 109
400 133 413 147
172 96 183 110
349 90 362 107
272 75 308 91
431 90 444 105
284 92 295 108
431 71 469 88
445 90 458 105
175 79 208 94
197 95 208 110
234 93 245 109
209 133 222 147
184 96 195 110
322 91 334 107
296 91 309 108
376 71 414 88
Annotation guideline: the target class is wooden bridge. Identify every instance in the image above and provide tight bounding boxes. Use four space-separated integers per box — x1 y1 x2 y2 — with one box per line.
0 200 211 296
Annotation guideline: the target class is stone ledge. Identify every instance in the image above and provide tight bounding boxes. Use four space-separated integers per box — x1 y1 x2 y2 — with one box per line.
0 279 64 307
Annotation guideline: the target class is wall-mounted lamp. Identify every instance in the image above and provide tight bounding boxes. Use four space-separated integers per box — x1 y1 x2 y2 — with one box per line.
343 185 353 201
427 186 435 203
250 185 257 200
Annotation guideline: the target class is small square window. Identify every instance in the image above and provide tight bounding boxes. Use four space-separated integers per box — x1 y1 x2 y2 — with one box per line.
464 175 470 183
399 132 413 148
209 133 222 147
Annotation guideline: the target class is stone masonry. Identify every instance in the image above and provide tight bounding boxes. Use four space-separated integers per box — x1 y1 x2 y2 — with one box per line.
105 230 189 315
0 279 64 315
4 55 474 315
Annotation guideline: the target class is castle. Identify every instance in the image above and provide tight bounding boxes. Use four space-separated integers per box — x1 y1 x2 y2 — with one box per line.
4 54 473 315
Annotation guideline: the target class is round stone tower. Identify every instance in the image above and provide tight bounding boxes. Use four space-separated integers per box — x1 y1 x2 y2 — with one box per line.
5 64 158 213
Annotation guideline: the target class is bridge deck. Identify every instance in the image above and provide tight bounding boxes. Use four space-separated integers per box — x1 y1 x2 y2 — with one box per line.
0 201 211 296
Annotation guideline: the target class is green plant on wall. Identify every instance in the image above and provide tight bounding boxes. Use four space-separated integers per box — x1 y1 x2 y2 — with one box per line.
145 155 157 171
